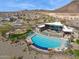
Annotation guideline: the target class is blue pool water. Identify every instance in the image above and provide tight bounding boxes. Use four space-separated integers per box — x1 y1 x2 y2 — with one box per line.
31 34 64 49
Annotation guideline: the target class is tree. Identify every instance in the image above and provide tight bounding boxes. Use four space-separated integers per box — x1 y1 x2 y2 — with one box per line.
17 56 23 59
48 48 53 59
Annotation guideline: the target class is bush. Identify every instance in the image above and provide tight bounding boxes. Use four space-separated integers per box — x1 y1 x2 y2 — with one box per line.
76 40 79 44
8 29 34 42
65 49 74 55
73 50 79 56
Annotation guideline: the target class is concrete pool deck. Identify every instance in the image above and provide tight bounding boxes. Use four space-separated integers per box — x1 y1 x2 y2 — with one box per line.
27 32 69 53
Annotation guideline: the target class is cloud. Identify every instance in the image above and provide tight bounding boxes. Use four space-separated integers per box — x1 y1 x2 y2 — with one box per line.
0 0 37 11
0 0 73 11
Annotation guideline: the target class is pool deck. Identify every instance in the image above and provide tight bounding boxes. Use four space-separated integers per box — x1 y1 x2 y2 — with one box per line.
26 32 69 53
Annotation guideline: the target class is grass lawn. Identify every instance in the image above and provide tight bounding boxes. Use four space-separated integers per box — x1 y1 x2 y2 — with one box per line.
76 40 79 44
8 29 34 42
73 50 79 59
65 49 79 57
73 50 79 56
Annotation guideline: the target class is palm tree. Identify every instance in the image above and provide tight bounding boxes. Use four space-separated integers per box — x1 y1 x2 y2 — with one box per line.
69 34 75 43
23 47 27 52
32 51 40 59
11 56 23 59
17 56 23 59
27 43 32 54
11 56 17 59
48 48 53 59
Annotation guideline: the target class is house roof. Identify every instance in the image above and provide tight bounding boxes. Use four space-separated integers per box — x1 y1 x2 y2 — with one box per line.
45 22 63 26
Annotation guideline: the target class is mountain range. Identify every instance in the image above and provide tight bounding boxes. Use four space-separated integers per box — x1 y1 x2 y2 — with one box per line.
0 0 79 17
52 0 79 13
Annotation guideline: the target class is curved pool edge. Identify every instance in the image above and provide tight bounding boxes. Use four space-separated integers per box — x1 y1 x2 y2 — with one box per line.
26 32 68 52
26 38 68 53
30 45 49 53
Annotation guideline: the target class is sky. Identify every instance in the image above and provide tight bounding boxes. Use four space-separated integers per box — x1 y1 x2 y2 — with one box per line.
0 0 73 12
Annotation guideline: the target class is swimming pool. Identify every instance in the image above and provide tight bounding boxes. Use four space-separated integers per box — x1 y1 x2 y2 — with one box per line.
31 34 66 50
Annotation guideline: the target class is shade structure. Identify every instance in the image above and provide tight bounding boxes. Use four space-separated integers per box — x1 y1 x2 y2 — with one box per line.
38 25 45 28
63 25 74 33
